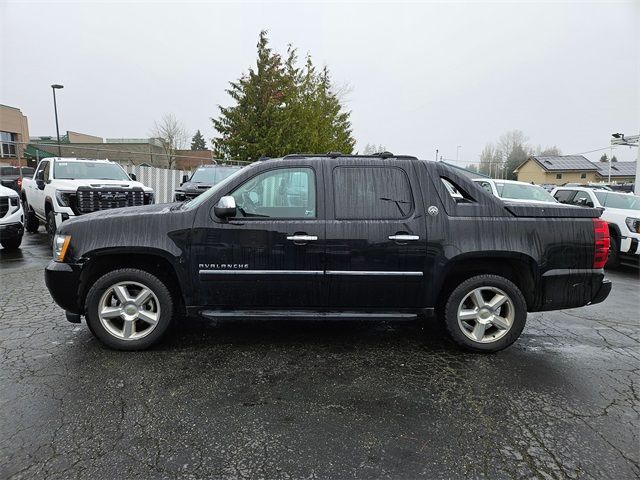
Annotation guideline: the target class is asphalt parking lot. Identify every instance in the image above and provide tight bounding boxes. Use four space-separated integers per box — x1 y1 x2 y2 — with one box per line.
1 232 638 480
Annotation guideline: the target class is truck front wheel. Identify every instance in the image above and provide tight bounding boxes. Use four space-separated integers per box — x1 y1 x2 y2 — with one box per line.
443 274 527 353
85 268 174 350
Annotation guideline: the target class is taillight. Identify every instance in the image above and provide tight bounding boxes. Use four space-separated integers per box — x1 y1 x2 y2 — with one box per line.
592 218 610 269
17 177 22 189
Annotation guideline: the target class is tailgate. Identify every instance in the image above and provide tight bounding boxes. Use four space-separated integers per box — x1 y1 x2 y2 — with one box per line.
504 203 601 218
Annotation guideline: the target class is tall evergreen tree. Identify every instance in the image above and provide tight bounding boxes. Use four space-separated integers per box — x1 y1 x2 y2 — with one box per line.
191 130 207 150
212 31 355 162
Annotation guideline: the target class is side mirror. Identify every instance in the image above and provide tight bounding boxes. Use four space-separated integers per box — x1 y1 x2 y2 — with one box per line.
35 171 45 189
129 173 137 181
214 195 237 219
182 174 188 185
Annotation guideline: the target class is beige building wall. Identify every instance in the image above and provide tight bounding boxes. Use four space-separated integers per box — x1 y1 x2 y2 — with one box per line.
516 159 598 185
0 105 30 165
67 131 104 143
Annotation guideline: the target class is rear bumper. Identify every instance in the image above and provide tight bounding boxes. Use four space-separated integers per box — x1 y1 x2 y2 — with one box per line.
533 269 612 311
44 260 83 314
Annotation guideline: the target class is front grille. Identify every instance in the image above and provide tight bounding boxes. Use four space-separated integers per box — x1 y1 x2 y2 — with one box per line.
0 197 8 217
74 187 145 214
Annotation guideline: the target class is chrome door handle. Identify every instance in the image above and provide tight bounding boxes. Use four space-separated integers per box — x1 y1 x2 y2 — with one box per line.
286 235 318 242
388 234 419 241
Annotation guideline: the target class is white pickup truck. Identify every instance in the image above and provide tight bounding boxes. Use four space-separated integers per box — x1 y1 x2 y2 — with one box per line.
551 186 640 267
22 158 154 243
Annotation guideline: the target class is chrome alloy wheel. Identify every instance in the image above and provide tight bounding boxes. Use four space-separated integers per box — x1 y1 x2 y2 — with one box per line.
456 286 515 344
98 281 161 340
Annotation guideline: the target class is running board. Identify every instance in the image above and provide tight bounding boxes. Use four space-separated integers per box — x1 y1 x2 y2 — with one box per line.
199 310 418 320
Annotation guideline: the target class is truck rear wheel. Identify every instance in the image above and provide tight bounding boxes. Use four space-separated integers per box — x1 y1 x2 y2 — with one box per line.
443 274 527 353
85 268 174 350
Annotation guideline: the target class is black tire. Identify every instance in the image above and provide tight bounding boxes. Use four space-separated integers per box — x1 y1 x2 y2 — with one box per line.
1 235 22 250
85 268 174 350
46 211 56 246
606 235 621 269
443 274 527 353
23 199 39 233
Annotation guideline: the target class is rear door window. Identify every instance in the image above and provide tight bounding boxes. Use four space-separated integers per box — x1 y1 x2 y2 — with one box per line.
553 189 576 204
571 191 594 207
333 166 413 219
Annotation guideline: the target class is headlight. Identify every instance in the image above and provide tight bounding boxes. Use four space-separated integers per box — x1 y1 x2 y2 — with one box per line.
53 234 71 262
625 217 640 234
9 196 20 214
55 190 74 207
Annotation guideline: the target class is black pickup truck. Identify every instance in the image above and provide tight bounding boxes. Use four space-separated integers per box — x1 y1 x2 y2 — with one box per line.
45 154 612 352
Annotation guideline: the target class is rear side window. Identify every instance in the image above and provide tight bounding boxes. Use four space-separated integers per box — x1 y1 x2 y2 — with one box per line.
333 166 413 220
553 189 575 203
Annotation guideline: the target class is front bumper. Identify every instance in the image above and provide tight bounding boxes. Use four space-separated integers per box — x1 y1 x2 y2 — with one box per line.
44 260 83 314
0 221 24 240
534 269 612 311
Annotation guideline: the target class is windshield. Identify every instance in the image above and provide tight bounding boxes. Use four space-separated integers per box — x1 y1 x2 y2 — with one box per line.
594 192 640 211
53 161 130 181
182 165 248 210
495 183 557 203
190 166 240 184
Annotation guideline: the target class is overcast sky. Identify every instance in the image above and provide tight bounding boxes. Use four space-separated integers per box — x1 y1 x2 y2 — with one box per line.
2 0 638 165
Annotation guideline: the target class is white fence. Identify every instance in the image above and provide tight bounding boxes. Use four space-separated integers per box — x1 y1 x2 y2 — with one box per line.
125 165 189 204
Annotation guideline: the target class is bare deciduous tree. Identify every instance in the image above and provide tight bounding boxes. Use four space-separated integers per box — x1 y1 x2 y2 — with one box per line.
362 143 387 155
151 113 188 169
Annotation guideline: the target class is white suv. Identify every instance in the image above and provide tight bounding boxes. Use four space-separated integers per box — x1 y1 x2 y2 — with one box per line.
0 184 24 250
551 186 640 267
473 179 559 205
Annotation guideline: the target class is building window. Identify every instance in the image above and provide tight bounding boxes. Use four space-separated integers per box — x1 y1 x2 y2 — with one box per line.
0 131 17 158
556 173 562 180
580 173 587 179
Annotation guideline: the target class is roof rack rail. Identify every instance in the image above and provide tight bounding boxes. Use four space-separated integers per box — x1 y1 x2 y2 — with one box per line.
282 152 418 160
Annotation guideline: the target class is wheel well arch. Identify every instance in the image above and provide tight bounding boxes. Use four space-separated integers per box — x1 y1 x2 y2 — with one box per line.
607 222 621 239
44 197 54 215
435 254 537 311
78 252 186 316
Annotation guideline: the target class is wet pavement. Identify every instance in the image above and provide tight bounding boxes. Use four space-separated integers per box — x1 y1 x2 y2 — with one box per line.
1 232 639 479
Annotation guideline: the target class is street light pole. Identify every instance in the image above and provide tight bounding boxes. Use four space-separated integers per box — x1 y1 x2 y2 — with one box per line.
51 84 64 157
611 132 640 195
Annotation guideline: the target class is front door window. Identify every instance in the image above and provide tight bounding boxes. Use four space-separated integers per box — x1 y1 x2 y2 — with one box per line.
230 168 316 219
